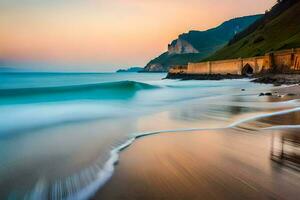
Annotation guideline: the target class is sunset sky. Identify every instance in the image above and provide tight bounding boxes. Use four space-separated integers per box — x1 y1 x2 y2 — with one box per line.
0 0 276 71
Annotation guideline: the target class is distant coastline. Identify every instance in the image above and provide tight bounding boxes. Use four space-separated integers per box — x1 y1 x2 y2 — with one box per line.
116 67 143 73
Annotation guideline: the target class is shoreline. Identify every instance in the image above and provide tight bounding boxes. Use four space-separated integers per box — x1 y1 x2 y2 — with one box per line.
91 86 300 200
93 128 300 200
165 73 300 86
252 74 300 85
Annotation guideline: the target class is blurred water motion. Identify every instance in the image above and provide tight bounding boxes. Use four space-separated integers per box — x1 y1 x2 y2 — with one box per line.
1 72 300 199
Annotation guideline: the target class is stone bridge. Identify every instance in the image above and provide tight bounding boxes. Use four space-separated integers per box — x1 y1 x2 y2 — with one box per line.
169 48 300 76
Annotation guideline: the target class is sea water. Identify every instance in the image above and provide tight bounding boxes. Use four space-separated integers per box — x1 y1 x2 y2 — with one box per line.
0 72 297 200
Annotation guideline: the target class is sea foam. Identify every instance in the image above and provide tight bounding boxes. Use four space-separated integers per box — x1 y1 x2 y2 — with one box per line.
55 103 300 200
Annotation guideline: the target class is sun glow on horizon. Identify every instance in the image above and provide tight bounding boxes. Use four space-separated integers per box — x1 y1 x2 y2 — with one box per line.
0 0 276 71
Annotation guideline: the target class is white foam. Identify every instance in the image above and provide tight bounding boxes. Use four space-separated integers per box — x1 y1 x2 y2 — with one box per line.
263 125 300 130
61 138 134 200
0 102 131 135
27 105 300 200
228 106 300 128
48 127 220 200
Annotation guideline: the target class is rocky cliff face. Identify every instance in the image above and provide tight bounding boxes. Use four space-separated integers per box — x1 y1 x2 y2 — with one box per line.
144 39 200 72
168 39 199 55
144 14 262 72
144 63 165 72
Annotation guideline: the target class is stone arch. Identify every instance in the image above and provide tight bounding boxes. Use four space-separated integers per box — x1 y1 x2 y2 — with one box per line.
241 63 254 76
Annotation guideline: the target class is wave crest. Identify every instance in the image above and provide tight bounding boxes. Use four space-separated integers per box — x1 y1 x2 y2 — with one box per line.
0 81 159 97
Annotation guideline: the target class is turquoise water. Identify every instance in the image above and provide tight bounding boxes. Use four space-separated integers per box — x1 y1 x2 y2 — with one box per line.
0 72 280 199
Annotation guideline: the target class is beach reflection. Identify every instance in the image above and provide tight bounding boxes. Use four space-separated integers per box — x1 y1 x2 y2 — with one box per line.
136 91 300 175
96 128 300 199
95 85 300 199
270 130 300 169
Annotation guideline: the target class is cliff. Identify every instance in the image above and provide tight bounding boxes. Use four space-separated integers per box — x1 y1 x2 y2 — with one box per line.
206 0 300 61
168 39 199 55
144 14 262 72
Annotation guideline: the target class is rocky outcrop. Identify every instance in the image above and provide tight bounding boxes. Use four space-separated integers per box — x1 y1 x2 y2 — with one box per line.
252 74 300 85
168 39 199 55
144 63 165 72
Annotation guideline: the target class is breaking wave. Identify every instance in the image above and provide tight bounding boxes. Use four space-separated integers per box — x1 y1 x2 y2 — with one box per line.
0 81 159 98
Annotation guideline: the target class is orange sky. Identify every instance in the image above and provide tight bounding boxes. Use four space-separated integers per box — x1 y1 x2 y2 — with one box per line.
0 0 276 71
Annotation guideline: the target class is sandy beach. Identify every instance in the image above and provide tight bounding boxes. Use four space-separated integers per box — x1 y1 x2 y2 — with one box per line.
2 0 300 199
93 127 300 200
93 85 300 200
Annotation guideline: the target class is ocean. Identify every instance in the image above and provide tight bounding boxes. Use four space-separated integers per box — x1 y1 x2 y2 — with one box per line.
0 72 294 200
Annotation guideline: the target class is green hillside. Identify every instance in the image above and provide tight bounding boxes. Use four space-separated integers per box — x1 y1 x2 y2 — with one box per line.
205 0 300 61
145 52 208 68
144 15 262 71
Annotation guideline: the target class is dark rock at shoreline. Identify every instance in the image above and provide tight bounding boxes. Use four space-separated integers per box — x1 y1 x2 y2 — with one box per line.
252 74 300 85
166 73 300 86
259 92 272 96
165 73 246 80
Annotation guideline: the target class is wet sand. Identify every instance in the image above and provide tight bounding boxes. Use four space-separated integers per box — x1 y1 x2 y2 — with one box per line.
93 128 300 200
274 84 300 95
92 85 300 200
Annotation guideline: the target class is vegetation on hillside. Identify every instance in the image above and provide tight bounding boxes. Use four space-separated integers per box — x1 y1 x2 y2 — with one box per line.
145 15 262 71
146 52 209 68
205 0 300 61
180 15 262 52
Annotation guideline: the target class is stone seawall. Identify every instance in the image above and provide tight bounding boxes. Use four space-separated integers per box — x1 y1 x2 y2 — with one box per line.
168 48 300 76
